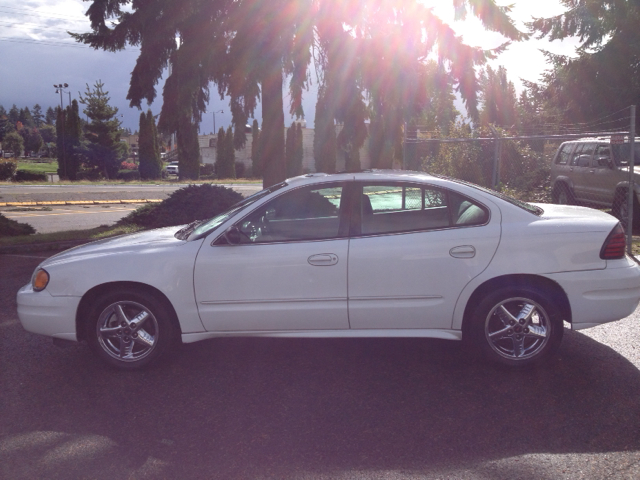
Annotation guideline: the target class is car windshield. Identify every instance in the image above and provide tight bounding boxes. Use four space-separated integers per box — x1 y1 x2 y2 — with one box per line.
185 182 287 240
433 175 544 216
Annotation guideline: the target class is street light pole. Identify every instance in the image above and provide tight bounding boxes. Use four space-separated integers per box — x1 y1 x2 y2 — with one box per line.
210 109 223 133
53 83 69 178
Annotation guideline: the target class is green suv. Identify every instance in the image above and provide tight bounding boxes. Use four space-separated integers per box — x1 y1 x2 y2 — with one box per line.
550 137 640 221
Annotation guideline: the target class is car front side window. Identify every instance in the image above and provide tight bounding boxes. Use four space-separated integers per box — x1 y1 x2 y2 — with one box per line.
236 185 345 243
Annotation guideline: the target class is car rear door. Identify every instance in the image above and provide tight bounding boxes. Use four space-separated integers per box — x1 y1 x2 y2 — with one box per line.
347 182 501 330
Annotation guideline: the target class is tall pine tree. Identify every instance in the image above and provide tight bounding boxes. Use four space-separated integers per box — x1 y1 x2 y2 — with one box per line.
138 110 162 179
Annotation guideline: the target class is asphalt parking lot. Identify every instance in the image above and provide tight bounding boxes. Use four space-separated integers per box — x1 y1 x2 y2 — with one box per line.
2 250 640 479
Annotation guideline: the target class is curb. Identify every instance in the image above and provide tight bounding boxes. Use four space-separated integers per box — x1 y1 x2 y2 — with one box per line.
0 199 162 207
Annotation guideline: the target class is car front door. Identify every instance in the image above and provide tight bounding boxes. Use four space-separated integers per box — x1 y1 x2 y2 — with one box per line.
193 183 351 332
347 183 501 330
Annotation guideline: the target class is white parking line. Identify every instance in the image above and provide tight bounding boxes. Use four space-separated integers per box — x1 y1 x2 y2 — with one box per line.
1 254 51 259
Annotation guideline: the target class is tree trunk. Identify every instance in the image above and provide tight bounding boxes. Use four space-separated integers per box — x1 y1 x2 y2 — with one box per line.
260 65 285 188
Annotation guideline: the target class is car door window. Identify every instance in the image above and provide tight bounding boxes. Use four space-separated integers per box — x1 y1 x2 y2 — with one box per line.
555 144 573 165
578 143 595 167
359 184 488 235
594 145 611 168
570 144 584 166
237 185 344 243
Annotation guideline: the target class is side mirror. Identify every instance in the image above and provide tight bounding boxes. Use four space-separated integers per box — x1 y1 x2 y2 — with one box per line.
223 226 242 245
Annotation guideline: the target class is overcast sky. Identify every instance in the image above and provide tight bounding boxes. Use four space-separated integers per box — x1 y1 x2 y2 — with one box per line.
0 1 578 133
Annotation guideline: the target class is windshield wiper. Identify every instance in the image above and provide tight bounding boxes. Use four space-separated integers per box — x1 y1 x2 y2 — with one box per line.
174 220 204 240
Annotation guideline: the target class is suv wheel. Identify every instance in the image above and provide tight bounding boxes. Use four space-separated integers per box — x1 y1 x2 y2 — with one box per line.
552 183 574 205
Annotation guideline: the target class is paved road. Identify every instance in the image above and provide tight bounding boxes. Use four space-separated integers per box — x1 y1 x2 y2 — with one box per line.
0 183 263 234
1 204 142 234
0 183 262 204
2 251 640 479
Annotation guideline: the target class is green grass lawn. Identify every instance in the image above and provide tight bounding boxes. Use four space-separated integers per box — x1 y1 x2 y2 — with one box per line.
17 159 58 174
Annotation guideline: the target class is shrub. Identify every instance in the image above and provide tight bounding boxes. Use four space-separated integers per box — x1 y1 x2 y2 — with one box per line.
116 169 141 181
0 159 17 180
200 163 215 176
76 168 104 181
14 170 47 182
118 183 244 229
121 161 138 170
0 213 36 236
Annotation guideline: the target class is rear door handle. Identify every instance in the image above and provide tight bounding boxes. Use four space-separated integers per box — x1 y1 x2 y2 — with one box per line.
450 245 476 259
308 254 339 266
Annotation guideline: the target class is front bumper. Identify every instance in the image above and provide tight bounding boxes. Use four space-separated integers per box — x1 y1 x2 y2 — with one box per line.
17 283 81 342
545 259 640 330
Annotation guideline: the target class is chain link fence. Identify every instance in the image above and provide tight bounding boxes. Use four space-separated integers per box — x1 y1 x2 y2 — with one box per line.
404 123 638 253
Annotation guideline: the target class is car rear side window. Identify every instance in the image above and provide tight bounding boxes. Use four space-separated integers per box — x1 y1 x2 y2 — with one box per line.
555 144 573 165
358 184 488 236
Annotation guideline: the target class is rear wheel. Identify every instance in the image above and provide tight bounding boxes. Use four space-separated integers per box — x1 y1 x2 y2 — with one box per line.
612 190 640 232
87 289 177 369
552 183 574 205
470 287 564 367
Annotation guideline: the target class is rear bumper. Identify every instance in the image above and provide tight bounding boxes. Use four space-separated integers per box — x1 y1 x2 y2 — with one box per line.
545 260 640 329
17 284 80 342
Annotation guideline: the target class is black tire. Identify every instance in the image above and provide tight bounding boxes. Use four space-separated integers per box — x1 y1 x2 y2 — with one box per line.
612 190 640 232
86 288 178 370
552 183 575 205
470 286 564 367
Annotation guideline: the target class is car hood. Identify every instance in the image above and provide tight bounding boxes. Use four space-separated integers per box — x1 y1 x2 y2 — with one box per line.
42 226 188 267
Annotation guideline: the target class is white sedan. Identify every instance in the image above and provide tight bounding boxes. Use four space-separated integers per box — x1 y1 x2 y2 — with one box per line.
17 171 640 369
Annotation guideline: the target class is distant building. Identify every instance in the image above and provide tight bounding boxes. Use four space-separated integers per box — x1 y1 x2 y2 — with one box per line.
121 135 139 159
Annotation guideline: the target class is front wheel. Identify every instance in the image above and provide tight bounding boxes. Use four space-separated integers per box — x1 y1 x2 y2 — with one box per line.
470 287 564 367
87 289 177 369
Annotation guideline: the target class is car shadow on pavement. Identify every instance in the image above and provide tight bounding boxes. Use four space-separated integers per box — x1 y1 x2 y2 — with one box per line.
2 326 640 479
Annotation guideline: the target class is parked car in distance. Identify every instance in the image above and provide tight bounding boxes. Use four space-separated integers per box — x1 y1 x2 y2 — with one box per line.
17 171 640 369
165 161 178 175
550 136 640 222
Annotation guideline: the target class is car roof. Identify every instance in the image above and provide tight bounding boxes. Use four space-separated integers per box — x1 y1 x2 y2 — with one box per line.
285 169 438 186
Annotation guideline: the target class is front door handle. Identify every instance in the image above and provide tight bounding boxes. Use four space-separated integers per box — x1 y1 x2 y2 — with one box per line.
308 254 339 266
450 245 476 259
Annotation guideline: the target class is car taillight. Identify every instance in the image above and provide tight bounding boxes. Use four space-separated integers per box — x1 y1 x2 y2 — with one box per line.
600 223 626 260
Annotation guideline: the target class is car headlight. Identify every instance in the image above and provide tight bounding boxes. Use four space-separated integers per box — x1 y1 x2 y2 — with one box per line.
32 268 50 292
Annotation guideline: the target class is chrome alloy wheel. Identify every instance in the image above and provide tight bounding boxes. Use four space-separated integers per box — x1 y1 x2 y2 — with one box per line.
96 300 159 362
484 297 551 361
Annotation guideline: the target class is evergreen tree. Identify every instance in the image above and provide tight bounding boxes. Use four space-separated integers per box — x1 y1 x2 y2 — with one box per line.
79 81 127 179
0 105 11 142
479 65 517 129
296 123 303 173
138 110 162 179
8 105 19 127
65 100 83 180
19 107 34 128
250 119 262 178
32 104 44 128
313 86 336 173
285 123 295 177
215 127 226 178
45 107 56 125
56 107 67 177
221 125 236 179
